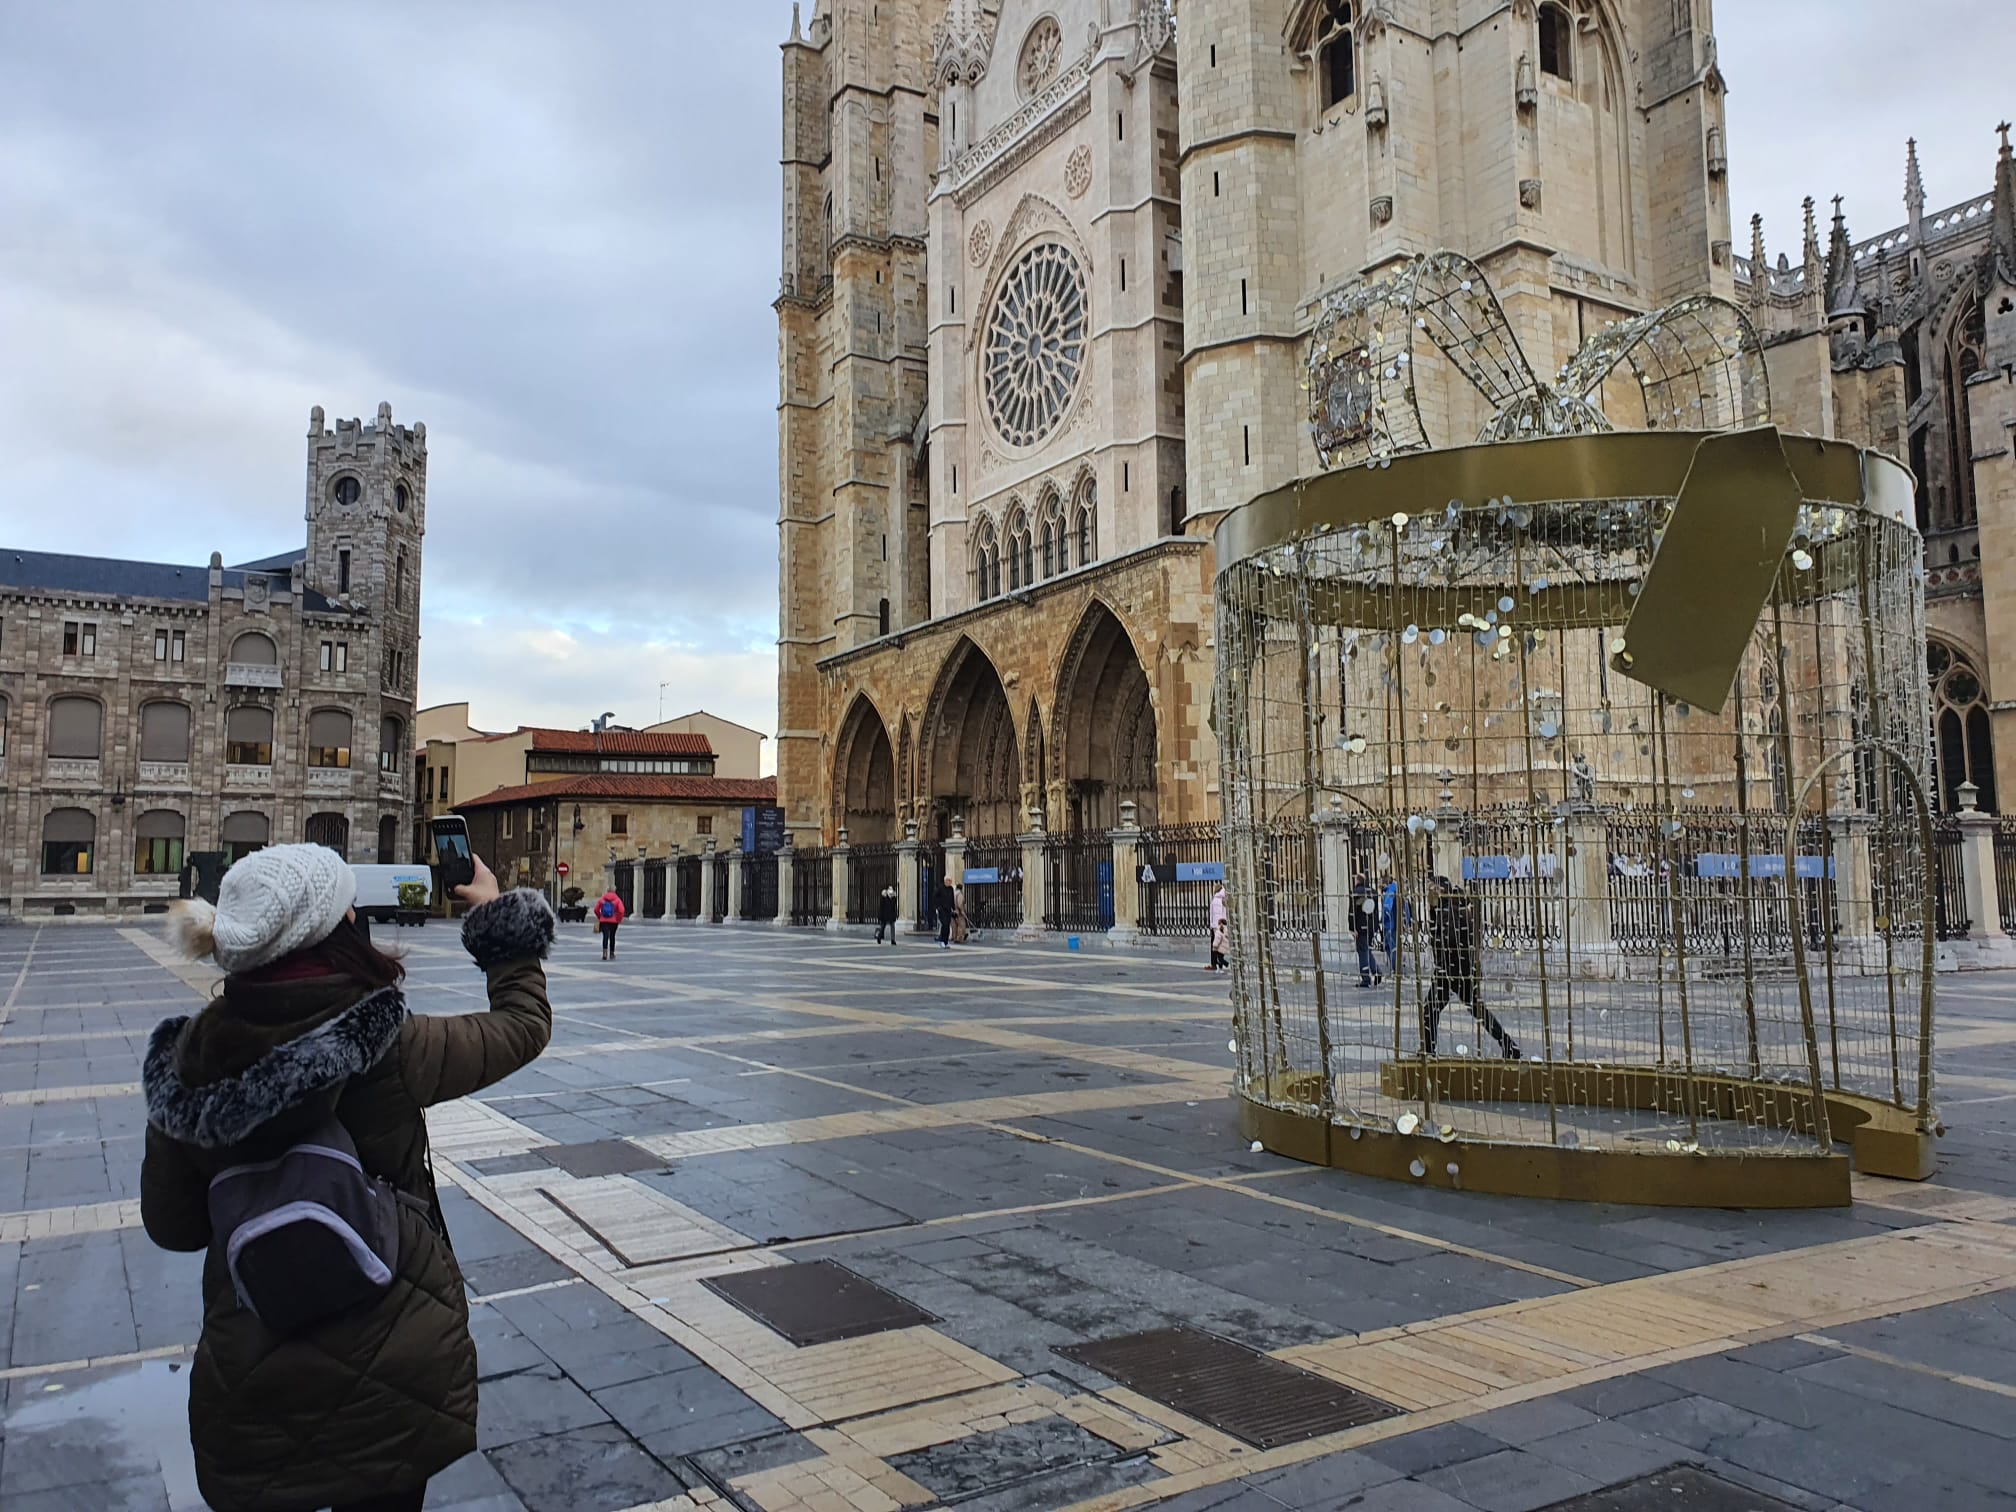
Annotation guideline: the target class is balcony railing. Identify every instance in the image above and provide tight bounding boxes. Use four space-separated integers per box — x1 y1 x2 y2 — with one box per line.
306 765 354 790
44 758 101 786
137 761 192 788
225 763 273 788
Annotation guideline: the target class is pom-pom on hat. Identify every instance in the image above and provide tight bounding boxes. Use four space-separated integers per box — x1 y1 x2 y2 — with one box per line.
168 843 358 975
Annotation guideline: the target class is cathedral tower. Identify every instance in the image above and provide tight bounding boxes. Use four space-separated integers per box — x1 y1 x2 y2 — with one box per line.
1176 0 1736 523
304 401 425 708
776 0 937 844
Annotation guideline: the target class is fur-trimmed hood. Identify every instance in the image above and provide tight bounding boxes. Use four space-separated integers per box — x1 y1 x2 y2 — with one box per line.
144 987 405 1149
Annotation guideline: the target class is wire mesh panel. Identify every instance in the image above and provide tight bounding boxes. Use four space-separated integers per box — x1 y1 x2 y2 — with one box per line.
790 847 830 926
1139 825 1224 937
1219 390 1934 1204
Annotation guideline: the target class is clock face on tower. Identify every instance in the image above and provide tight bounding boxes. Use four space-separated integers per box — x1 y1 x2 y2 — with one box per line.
982 242 1088 450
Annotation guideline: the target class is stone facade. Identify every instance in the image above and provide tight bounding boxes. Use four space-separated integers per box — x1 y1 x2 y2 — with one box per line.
778 2 2013 870
0 403 425 915
1742 129 2016 813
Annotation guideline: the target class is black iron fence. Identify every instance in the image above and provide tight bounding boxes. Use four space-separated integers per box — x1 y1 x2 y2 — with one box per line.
709 852 729 924
613 861 636 916
1605 812 1840 957
675 856 702 920
790 847 831 926
1462 809 1562 949
1934 817 1969 940
1997 820 2016 935
961 835 1024 932
847 843 898 924
1045 831 1113 933
642 861 668 920
739 853 779 922
1137 824 1221 937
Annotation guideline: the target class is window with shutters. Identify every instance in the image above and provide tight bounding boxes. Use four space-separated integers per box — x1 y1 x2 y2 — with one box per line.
221 811 270 864
172 629 185 662
610 813 629 836
139 702 192 763
62 621 97 657
230 632 277 665
46 697 102 760
307 709 353 769
225 706 274 766
155 629 170 662
41 808 94 875
135 810 186 875
697 815 713 836
380 716 403 773
305 813 349 854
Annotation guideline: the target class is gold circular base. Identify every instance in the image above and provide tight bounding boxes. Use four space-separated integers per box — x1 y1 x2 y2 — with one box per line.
1241 1061 1937 1208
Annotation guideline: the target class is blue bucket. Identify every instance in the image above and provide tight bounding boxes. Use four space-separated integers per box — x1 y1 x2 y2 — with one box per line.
1067 936 1082 951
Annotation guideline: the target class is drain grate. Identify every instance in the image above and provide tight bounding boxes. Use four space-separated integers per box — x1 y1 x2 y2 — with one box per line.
1056 1322 1403 1459
1537 1465 1805 1510
702 1260 939 1346
1055 1326 1399 1450
534 1139 667 1178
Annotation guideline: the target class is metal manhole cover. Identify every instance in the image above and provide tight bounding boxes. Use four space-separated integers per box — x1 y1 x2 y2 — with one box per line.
535 1139 668 1178
1055 1326 1400 1449
702 1260 939 1346
1538 1465 1805 1511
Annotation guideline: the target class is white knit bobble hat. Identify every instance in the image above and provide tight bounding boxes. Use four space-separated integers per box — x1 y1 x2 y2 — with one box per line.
168 843 358 974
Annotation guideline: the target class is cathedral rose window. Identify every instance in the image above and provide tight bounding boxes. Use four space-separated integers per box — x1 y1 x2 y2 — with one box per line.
983 242 1088 450
1018 17 1062 97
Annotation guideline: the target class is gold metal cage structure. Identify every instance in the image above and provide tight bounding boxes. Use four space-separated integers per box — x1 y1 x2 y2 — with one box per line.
1214 423 1939 1209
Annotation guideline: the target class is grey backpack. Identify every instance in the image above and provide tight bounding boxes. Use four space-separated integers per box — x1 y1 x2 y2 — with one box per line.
207 1116 422 1337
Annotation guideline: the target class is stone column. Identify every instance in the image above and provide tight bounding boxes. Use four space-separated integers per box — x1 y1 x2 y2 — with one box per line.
697 836 716 925
1831 810 1877 940
1563 805 1615 972
774 842 796 928
829 827 851 932
1017 808 1049 940
1109 800 1142 946
896 819 922 933
1956 783 2005 940
1317 800 1355 969
942 814 968 886
726 839 746 923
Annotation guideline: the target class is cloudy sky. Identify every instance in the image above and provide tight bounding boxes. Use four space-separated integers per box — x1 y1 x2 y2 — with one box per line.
0 3 2006 766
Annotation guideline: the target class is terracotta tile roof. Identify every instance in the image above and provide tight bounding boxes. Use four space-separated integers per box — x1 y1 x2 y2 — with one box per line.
524 728 714 756
452 774 776 811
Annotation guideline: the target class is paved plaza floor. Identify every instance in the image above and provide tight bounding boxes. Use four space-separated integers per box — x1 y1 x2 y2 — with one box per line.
1 920 2014 1511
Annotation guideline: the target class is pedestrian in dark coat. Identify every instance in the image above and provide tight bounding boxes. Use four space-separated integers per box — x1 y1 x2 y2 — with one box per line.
1422 874 1520 1058
936 877 958 949
1349 873 1382 988
141 842 556 1512
875 884 900 944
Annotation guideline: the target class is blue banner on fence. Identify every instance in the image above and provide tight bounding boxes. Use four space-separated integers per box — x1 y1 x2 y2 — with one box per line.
1695 853 1834 880
1174 861 1225 883
1462 855 1557 881
963 867 1001 885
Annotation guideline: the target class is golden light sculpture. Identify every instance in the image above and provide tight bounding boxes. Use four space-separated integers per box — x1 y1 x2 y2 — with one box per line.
1217 254 1937 1208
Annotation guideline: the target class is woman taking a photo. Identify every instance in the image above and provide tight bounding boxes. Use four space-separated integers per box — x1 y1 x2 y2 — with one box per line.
141 842 556 1512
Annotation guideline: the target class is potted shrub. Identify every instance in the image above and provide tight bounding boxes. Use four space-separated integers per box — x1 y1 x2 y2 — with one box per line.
396 880 430 928
559 885 588 924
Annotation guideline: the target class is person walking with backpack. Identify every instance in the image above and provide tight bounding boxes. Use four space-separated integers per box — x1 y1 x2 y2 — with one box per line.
874 884 899 945
594 886 626 959
141 842 556 1512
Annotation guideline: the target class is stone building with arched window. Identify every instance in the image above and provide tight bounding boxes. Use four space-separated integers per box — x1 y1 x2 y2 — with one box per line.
0 403 425 916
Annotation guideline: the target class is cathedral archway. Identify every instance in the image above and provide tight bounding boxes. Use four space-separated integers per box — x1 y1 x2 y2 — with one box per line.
923 638 1022 838
1052 601 1158 832
833 694 897 842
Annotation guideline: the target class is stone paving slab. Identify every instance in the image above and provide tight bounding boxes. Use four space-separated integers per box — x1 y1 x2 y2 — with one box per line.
1 922 2014 1512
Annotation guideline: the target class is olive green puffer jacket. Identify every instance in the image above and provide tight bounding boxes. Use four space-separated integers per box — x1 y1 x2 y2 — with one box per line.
141 889 556 1512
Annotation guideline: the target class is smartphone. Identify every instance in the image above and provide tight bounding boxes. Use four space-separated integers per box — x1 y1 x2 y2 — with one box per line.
430 816 476 893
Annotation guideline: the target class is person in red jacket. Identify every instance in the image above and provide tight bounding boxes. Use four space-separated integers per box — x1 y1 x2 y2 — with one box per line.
593 889 627 959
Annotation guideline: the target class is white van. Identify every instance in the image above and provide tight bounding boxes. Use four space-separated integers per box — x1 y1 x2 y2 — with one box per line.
351 864 434 926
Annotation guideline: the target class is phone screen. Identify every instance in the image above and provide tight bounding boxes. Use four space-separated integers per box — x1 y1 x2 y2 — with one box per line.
433 829 471 863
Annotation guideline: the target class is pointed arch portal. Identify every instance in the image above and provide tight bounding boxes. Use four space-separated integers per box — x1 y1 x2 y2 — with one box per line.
834 695 897 843
1054 601 1158 832
924 639 1022 838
